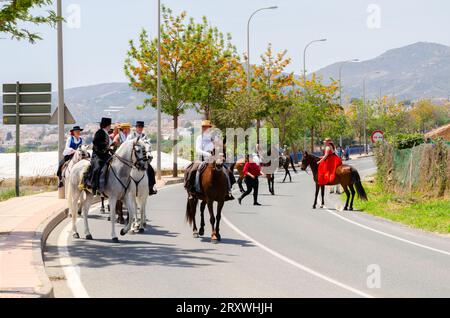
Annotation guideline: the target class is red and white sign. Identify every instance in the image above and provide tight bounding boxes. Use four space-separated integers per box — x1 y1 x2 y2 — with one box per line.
371 130 384 143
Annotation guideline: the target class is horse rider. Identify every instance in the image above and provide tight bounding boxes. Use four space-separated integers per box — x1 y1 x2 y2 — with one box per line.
127 121 157 195
57 125 84 188
112 122 131 149
81 117 112 194
317 137 343 186
184 120 234 201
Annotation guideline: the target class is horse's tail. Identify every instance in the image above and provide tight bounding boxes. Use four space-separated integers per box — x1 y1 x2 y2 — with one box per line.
351 168 368 201
185 198 197 226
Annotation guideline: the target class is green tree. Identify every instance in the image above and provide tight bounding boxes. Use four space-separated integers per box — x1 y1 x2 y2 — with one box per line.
125 7 200 177
0 0 59 43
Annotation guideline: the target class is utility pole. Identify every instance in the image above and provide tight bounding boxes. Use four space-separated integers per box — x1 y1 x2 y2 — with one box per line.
57 0 66 199
156 0 162 180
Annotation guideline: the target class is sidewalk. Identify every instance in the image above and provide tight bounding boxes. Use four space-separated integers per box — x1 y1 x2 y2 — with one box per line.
0 176 183 298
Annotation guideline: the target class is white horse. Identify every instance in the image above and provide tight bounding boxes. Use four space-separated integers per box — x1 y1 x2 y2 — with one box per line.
128 139 153 233
67 139 148 242
61 144 90 188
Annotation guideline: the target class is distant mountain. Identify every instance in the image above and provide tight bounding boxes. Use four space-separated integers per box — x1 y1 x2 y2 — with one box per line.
49 82 201 126
313 42 450 101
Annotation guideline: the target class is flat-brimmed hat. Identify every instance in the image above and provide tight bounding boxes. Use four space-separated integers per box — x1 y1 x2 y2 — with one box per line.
100 117 112 127
70 126 83 132
201 120 213 128
135 121 145 127
119 122 132 129
324 137 332 143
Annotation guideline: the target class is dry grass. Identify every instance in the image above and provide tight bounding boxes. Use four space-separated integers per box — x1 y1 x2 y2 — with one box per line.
0 176 57 202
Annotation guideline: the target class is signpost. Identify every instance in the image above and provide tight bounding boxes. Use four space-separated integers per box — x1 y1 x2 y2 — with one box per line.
2 82 52 197
371 130 384 143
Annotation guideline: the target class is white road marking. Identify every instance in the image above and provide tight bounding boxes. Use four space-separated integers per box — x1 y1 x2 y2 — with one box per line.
56 204 104 298
222 216 374 298
325 207 450 257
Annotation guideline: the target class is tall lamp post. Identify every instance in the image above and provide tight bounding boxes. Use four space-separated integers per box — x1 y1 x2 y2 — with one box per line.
57 0 66 199
156 0 162 180
247 6 278 143
362 71 380 154
302 38 327 152
338 59 359 147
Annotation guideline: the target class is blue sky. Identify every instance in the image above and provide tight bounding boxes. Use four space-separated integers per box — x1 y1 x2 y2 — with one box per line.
2 0 450 88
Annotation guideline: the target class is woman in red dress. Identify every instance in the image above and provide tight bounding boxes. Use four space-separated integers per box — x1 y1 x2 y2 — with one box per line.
317 138 342 186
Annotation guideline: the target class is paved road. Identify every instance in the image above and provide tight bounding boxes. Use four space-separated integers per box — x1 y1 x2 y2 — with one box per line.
45 157 450 298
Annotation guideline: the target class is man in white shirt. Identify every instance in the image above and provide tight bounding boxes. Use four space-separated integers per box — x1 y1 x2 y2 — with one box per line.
185 120 234 201
127 121 157 195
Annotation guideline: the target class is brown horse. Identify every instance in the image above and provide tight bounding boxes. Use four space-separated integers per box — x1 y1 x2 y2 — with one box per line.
300 152 368 210
185 156 228 243
235 158 275 195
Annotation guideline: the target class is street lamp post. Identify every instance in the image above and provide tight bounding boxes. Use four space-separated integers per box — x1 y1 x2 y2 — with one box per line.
156 0 162 180
302 38 327 152
338 59 359 147
247 6 277 143
362 71 380 154
57 0 66 199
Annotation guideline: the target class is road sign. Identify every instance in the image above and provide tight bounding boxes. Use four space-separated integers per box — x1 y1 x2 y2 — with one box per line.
3 104 51 115
371 130 384 143
3 115 51 125
2 82 52 197
49 104 76 124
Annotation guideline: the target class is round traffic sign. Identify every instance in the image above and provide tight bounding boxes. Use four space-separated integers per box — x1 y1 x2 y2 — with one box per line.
371 130 384 143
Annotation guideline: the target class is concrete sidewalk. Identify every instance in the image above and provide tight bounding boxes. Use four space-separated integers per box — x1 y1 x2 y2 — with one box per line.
0 176 184 298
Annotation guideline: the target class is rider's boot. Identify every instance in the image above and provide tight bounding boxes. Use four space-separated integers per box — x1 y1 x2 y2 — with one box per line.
225 192 235 201
149 187 157 196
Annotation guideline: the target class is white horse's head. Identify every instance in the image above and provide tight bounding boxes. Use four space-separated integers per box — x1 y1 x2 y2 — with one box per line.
73 144 90 162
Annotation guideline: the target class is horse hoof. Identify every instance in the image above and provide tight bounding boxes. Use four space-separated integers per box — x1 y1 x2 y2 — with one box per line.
349 207 354 211
107 217 111 221
216 234 222 241
138 228 145 234
143 222 147 228
86 234 93 240
112 237 119 243
211 238 219 244
120 229 127 236
199 229 205 236
312 206 316 209
73 233 80 239
344 207 348 211
193 232 199 238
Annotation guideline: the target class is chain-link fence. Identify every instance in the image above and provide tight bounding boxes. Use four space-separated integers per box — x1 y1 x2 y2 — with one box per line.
375 141 449 197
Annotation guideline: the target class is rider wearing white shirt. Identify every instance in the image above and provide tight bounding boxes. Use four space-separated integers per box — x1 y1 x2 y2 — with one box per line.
185 120 234 201
127 121 157 195
57 126 84 187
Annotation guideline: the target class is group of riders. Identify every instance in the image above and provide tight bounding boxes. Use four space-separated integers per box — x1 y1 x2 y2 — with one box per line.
57 117 342 202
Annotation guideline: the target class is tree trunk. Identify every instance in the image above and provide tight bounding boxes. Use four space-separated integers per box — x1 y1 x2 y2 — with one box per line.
310 126 314 153
291 144 299 164
173 113 178 178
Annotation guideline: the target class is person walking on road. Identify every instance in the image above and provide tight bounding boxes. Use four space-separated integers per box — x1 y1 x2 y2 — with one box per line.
238 155 263 206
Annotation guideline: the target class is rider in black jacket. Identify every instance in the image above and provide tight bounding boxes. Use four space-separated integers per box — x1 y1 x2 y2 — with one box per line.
82 117 112 194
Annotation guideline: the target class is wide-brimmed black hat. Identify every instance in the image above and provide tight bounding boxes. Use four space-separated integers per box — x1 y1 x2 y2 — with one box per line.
70 126 83 132
99 117 112 127
135 121 145 127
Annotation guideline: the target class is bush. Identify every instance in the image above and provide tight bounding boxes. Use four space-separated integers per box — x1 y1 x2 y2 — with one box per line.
390 133 425 150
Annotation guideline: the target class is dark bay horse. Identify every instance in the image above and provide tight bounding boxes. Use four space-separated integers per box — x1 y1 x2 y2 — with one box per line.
279 154 297 183
186 156 228 243
235 157 275 195
300 152 368 210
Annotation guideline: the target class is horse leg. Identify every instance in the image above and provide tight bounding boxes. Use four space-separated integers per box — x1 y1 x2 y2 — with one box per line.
109 197 119 242
283 169 287 183
313 184 319 209
69 189 81 239
116 201 125 225
287 168 292 182
215 201 224 242
320 186 325 208
82 193 93 240
100 196 106 214
120 195 135 236
207 201 218 243
189 198 199 238
342 185 350 211
349 184 356 211
199 200 206 237
238 177 245 193
139 197 146 233
271 175 275 195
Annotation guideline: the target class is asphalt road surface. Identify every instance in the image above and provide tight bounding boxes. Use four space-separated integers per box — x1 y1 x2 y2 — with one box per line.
45 157 450 298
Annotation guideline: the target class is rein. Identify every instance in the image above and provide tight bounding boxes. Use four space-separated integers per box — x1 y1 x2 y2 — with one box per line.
107 143 145 192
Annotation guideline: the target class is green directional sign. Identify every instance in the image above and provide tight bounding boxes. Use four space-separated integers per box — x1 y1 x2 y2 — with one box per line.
3 93 51 104
3 104 51 115
3 115 51 125
2 82 53 198
3 83 52 93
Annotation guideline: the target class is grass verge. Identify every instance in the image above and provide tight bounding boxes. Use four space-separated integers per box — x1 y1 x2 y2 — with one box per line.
344 182 450 234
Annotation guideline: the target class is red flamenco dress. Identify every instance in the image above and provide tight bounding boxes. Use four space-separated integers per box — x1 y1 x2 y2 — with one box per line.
318 147 342 186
